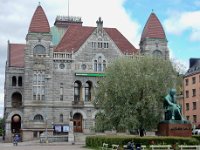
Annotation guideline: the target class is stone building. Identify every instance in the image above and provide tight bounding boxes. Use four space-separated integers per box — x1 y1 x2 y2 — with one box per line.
4 4 168 141
183 58 200 128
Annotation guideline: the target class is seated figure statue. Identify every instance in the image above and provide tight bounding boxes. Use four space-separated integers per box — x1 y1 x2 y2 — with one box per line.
164 89 183 120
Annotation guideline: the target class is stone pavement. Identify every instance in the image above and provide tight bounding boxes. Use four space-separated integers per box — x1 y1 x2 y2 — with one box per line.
0 137 93 150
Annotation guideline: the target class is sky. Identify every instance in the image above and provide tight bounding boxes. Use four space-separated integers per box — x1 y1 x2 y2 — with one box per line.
0 0 200 117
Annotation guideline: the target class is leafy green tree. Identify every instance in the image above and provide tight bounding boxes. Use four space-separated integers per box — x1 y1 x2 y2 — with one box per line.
0 117 4 136
94 56 178 132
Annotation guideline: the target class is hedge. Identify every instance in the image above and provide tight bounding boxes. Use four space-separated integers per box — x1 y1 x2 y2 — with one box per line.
86 135 199 149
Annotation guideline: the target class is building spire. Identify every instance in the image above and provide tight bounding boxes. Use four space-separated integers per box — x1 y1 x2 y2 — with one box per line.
28 5 50 33
38 2 41 6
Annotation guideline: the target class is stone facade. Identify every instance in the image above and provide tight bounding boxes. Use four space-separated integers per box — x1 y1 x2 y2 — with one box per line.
3 5 169 142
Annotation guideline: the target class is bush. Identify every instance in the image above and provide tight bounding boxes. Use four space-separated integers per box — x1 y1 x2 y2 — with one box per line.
192 135 200 143
86 135 199 149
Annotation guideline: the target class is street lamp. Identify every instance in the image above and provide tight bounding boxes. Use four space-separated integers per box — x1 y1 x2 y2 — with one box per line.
45 116 48 143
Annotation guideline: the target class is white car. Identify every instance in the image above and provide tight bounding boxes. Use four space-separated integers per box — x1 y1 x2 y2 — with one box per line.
192 129 200 135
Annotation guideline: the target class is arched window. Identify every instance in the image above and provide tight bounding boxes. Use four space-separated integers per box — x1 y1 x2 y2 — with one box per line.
12 92 22 108
12 76 17 86
93 55 106 72
33 45 46 55
153 50 162 57
98 56 102 71
60 114 63 123
74 81 81 101
18 76 22 86
34 114 44 122
85 81 92 101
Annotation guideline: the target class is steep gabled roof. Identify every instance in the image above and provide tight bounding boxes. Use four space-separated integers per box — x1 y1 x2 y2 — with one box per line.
105 28 137 54
28 5 50 33
55 25 95 52
9 43 25 67
141 12 166 41
55 25 138 54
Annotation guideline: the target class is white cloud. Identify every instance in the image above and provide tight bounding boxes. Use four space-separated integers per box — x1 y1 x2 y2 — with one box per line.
0 0 140 117
164 11 200 41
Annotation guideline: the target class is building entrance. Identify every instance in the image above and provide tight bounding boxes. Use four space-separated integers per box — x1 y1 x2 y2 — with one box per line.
11 115 21 133
73 113 82 132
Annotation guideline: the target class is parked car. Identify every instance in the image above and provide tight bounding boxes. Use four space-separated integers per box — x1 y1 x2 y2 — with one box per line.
192 129 200 135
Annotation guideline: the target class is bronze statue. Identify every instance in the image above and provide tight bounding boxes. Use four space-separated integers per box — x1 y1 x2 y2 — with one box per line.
164 89 183 120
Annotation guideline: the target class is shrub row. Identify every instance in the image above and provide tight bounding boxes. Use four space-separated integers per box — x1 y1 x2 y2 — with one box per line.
86 135 199 149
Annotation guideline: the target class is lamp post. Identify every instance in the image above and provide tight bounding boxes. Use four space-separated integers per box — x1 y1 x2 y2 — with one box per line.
45 116 48 143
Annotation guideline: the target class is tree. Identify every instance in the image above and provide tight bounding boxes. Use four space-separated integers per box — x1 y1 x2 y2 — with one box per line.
0 117 4 136
94 56 178 132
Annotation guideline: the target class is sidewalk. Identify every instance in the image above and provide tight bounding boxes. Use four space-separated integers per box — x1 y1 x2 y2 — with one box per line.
0 139 92 150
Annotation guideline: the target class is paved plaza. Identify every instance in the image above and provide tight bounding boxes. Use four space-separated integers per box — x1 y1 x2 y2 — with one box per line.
0 137 92 150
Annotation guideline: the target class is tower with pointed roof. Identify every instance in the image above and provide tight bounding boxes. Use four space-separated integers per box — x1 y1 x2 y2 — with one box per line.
140 12 169 59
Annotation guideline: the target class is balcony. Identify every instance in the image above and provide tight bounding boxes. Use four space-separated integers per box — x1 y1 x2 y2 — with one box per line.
72 101 84 108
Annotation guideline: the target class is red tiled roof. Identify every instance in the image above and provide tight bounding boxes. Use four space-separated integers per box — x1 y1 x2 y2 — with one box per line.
104 28 137 54
55 26 137 54
141 13 166 41
9 43 25 67
28 5 50 33
55 25 95 52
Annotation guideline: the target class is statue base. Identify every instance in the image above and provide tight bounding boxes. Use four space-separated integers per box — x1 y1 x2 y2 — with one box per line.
157 120 192 137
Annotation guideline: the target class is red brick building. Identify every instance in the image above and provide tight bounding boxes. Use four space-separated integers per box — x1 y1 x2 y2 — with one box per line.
183 58 200 128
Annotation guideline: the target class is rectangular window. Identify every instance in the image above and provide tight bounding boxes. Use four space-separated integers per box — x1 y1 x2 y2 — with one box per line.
186 90 189 98
185 79 188 86
192 89 196 97
104 42 109 48
192 77 196 84
193 102 197 110
186 103 189 111
92 42 96 48
186 116 189 121
193 115 197 123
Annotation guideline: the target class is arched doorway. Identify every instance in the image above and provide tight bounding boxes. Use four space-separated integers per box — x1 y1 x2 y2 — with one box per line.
11 115 21 134
73 113 83 132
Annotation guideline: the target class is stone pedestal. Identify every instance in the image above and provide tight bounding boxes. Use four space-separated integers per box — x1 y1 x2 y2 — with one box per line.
157 121 192 137
68 121 74 143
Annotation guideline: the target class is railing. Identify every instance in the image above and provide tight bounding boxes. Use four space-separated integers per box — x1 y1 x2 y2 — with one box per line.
150 145 172 150
53 52 73 60
40 135 68 143
179 145 200 150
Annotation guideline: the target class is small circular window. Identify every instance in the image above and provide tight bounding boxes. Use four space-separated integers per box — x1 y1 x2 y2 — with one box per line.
81 64 87 70
59 63 65 69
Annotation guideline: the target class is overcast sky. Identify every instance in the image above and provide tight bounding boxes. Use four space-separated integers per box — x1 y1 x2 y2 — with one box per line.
1 0 200 117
